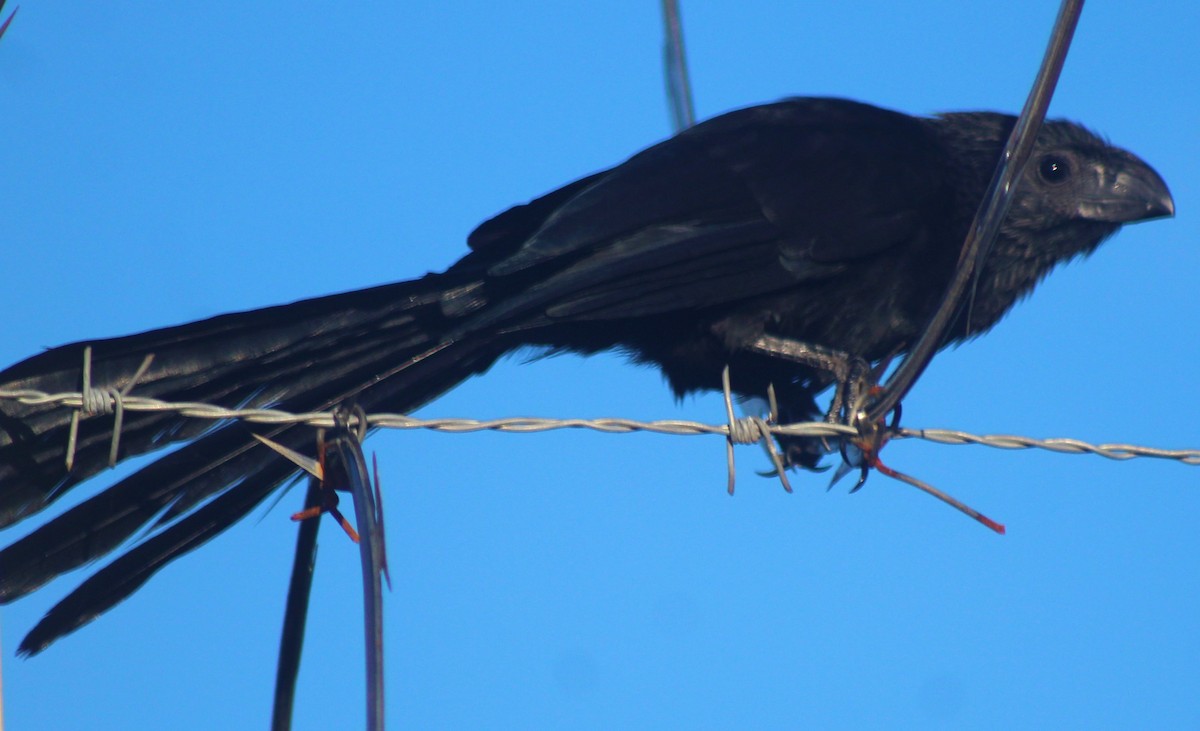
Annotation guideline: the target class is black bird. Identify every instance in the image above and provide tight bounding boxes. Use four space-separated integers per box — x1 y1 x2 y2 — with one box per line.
0 97 1174 654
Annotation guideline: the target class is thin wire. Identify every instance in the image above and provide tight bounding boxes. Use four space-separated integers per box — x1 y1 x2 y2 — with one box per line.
661 0 695 132
870 0 1085 422
0 2 17 43
271 475 321 731
324 411 386 731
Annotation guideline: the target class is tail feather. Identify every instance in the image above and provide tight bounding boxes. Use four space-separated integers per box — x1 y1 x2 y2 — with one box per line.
16 455 298 656
0 421 294 604
0 274 487 526
0 272 508 649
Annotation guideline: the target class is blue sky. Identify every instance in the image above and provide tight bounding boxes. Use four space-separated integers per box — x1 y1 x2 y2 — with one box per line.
0 3 1197 729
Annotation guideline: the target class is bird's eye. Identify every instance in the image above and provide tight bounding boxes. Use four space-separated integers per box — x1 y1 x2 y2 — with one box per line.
1038 155 1072 184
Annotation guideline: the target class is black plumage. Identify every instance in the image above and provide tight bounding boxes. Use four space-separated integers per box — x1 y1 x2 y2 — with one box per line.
0 97 1174 653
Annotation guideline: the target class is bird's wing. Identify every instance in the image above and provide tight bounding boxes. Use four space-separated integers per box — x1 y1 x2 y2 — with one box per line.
472 98 946 322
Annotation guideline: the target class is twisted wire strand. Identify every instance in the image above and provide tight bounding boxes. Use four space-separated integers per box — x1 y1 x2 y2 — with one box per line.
0 387 1195 466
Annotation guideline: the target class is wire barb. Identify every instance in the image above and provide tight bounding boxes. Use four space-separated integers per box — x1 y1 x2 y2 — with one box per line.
872 457 1007 535
108 353 155 467
63 347 156 471
721 366 791 494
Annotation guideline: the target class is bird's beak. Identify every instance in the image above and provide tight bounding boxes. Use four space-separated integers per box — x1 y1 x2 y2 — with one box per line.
1080 157 1175 223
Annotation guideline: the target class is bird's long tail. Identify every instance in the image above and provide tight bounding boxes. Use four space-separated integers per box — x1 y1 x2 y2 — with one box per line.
0 270 503 653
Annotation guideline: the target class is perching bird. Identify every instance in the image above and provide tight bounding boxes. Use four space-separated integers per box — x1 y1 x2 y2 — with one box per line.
0 97 1174 654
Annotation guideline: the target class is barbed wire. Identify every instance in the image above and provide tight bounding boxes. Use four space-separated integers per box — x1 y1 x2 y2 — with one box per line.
2 385 1196 466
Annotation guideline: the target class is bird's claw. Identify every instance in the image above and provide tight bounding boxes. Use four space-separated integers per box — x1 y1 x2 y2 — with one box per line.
828 374 904 493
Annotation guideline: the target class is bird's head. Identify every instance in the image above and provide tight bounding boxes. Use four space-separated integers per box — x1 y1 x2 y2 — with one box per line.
1009 119 1174 243
936 112 1174 260
931 111 1174 337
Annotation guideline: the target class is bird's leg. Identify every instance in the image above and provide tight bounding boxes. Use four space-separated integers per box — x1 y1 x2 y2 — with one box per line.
836 358 876 427
747 335 872 425
747 334 888 482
